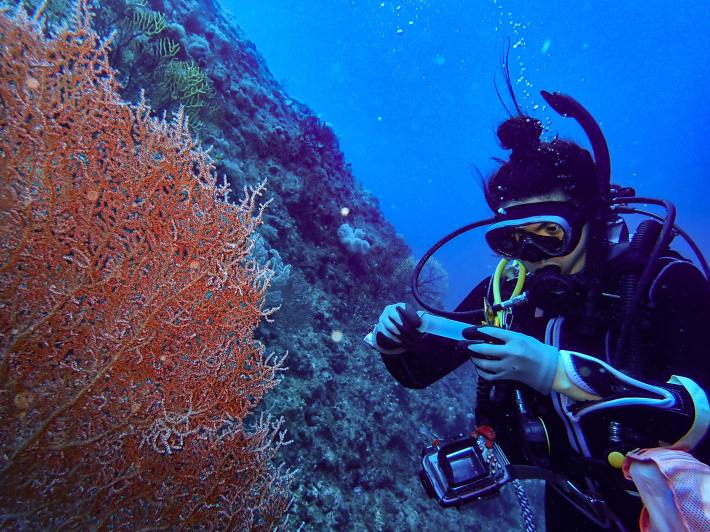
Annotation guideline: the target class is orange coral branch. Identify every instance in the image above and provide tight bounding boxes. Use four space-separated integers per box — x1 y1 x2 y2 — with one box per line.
0 1 292 528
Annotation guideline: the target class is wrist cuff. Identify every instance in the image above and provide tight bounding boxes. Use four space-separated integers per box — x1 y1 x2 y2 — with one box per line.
667 375 710 451
552 357 601 401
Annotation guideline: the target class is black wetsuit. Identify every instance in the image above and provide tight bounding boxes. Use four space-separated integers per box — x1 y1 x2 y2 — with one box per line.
382 249 710 531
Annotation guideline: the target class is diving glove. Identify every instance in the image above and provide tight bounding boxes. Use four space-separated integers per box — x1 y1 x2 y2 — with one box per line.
368 303 471 358
466 326 560 395
369 303 410 355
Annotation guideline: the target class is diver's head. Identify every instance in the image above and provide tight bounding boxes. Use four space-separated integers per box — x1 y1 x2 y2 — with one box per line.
492 192 590 274
483 116 599 274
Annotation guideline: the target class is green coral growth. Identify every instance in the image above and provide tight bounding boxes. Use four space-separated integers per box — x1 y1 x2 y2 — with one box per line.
79 0 218 132
153 37 180 59
130 7 166 36
157 60 216 129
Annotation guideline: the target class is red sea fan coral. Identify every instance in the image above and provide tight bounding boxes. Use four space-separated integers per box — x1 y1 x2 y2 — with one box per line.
0 1 292 528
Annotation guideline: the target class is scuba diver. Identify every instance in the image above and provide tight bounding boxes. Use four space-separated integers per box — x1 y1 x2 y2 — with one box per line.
366 88 710 530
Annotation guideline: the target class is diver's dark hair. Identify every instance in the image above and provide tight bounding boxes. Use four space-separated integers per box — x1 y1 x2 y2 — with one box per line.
484 115 599 214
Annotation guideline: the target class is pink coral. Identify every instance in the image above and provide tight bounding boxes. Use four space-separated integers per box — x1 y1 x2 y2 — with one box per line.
0 1 292 528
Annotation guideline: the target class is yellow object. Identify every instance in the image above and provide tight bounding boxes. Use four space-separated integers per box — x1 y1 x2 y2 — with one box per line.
552 356 602 401
608 451 626 469
492 259 526 328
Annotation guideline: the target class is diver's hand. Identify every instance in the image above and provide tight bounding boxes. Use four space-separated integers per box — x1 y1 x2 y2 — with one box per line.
465 327 559 395
369 303 419 355
371 303 464 358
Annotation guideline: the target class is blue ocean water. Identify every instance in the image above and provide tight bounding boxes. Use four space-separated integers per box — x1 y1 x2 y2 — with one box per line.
224 0 710 305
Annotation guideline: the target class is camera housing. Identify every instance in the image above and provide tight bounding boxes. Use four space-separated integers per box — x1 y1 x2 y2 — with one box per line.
420 433 511 507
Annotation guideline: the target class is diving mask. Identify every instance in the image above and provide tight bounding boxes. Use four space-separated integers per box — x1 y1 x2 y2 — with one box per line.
485 201 586 263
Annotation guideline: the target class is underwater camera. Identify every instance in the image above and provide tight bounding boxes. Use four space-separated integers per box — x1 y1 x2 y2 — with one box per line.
420 427 511 507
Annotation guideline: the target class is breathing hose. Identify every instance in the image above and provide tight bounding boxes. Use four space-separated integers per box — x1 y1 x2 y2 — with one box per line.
615 219 662 377
612 197 677 374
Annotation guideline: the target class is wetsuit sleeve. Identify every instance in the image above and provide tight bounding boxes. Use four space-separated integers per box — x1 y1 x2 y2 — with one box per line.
557 260 710 457
379 278 489 389
380 348 470 389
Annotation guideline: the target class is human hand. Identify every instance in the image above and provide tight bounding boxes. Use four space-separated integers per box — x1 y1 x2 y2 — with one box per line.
464 326 560 395
369 304 466 360
369 303 421 355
